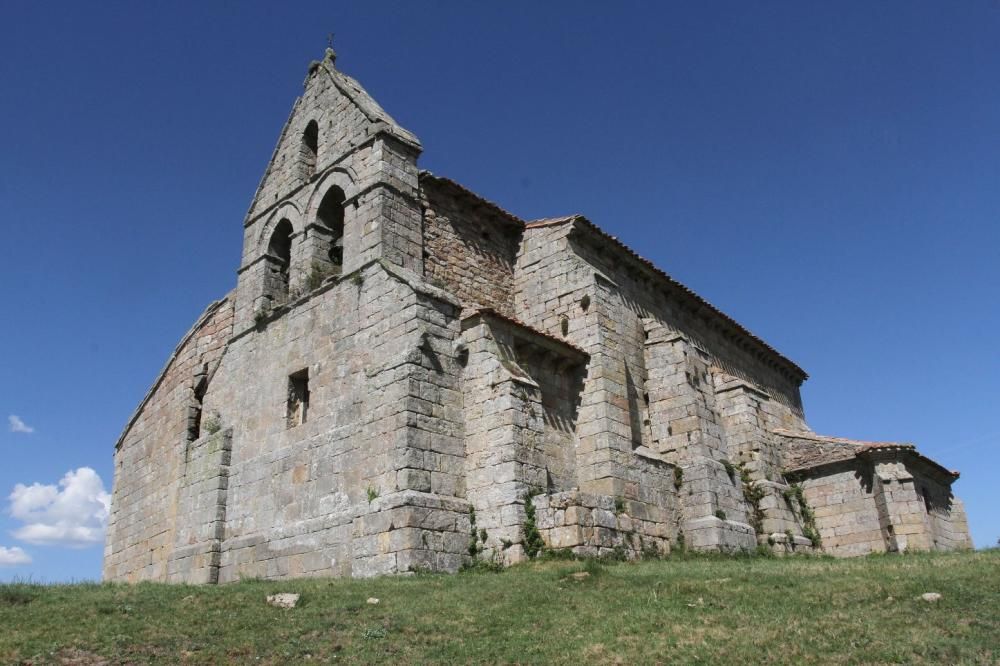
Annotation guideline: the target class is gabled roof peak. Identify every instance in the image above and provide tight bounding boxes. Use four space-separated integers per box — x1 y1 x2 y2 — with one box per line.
303 52 421 151
307 46 338 80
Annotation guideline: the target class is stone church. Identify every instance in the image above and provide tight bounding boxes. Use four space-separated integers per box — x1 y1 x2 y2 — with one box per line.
104 49 971 584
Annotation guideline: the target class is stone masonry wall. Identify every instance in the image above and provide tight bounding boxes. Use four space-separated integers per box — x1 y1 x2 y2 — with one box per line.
234 53 423 335
458 307 678 563
515 225 635 501
565 227 805 420
245 55 420 225
534 490 672 558
799 462 889 557
911 470 972 551
788 442 971 557
167 428 232 583
865 456 971 554
104 296 234 582
565 224 812 553
459 313 587 562
108 261 473 583
513 221 780 551
421 175 523 316
206 272 375 576
205 263 467 581
514 221 809 466
712 379 818 548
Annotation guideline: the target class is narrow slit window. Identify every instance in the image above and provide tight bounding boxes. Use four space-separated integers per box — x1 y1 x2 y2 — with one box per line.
287 369 309 427
187 375 207 441
302 120 319 180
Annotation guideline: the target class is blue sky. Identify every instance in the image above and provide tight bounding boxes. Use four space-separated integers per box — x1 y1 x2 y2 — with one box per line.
1 1 997 581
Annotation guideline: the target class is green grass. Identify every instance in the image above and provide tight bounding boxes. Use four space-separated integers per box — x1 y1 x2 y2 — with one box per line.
2 550 997 664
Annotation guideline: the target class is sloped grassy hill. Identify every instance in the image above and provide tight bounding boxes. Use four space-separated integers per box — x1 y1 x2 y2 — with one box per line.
2 550 997 664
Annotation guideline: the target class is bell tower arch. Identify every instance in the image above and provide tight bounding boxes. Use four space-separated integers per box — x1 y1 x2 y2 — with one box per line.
233 48 424 332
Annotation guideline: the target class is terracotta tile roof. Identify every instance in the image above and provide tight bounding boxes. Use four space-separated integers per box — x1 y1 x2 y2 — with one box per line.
525 215 579 229
526 214 808 382
776 429 864 471
856 445 960 479
775 429 959 479
772 428 911 448
462 307 589 359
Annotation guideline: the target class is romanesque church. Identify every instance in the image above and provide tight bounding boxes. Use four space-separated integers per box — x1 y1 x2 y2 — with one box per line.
104 49 971 583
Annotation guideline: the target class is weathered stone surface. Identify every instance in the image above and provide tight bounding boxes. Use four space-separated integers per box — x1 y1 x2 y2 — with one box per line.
266 593 300 609
104 49 972 584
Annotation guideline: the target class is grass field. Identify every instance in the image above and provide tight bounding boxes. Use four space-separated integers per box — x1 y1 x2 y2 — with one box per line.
2 550 997 664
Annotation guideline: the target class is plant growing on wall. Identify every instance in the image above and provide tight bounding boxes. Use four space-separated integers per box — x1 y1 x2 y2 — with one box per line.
522 491 545 559
463 507 504 571
739 464 766 535
789 484 821 548
203 412 222 435
306 261 336 291
468 506 481 556
721 459 736 480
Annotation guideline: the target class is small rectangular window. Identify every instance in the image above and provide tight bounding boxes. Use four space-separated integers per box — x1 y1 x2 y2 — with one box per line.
287 369 309 427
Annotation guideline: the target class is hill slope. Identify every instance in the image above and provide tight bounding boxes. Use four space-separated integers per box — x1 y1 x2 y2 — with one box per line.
3 550 998 664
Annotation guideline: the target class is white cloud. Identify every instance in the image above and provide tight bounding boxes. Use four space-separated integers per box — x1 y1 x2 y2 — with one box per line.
0 546 32 566
8 415 34 434
8 468 110 548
